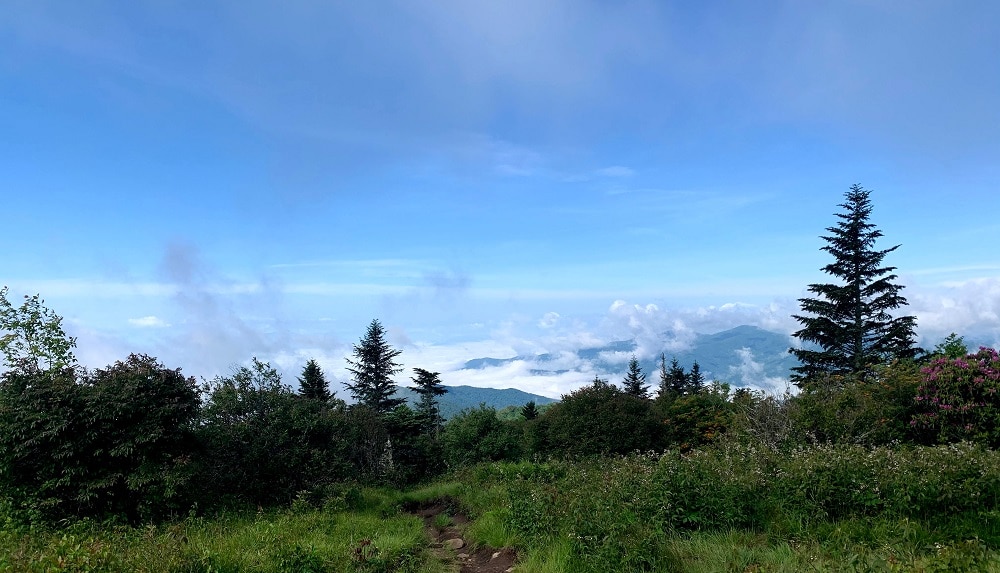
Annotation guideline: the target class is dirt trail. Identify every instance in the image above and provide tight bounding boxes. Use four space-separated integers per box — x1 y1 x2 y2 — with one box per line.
411 502 517 573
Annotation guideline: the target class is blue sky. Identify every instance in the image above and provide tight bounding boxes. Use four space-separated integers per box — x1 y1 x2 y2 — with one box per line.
2 1 999 397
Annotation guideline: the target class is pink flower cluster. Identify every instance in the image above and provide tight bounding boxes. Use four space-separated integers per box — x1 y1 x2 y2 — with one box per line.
912 347 1000 445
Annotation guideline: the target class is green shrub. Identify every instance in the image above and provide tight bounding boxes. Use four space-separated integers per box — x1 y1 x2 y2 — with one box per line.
913 347 1000 446
538 381 661 456
788 360 922 445
457 442 1000 570
0 354 200 524
195 359 353 509
440 405 522 467
654 382 734 451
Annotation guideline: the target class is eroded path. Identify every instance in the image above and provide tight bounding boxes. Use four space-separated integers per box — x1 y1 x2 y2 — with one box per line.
411 501 517 573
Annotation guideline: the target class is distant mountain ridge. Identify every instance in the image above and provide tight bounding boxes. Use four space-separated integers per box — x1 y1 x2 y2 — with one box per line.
397 384 557 420
462 325 798 389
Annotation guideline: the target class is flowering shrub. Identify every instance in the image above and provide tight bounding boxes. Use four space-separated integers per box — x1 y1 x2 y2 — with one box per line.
912 347 1000 447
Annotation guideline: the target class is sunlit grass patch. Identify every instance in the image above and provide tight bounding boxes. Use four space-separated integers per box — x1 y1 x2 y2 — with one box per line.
400 481 464 505
0 503 436 573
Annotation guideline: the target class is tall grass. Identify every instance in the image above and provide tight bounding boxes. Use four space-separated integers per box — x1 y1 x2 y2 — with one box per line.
454 442 1000 572
0 488 448 573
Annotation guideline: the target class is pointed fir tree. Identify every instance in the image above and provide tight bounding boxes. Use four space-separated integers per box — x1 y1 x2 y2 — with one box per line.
657 353 670 397
298 358 332 402
686 361 705 394
521 401 539 420
791 185 918 386
591 374 611 389
345 319 404 415
411 367 447 434
666 357 688 396
622 355 649 398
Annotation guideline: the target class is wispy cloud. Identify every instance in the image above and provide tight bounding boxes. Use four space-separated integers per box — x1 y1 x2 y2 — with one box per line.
909 277 1000 345
127 316 169 328
907 264 1000 277
729 348 789 394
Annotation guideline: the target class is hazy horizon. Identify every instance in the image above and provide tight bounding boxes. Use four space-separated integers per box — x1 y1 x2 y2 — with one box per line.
3 2 999 397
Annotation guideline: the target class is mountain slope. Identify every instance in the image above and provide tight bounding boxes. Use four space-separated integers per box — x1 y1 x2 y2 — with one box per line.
397 385 557 420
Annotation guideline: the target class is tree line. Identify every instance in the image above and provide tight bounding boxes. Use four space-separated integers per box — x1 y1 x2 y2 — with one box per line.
2 184 998 527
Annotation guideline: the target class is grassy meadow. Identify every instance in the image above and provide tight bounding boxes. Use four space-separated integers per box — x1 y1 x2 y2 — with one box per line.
5 442 1000 572
0 486 450 573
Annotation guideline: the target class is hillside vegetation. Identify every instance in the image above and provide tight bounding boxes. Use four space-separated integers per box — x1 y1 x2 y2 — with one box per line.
3 188 1000 571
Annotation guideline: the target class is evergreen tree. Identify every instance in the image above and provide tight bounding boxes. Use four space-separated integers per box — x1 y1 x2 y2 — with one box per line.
411 367 447 434
591 374 611 390
932 333 968 359
622 355 649 398
665 357 688 396
345 319 404 415
521 401 539 420
686 361 705 394
657 353 670 396
791 185 918 386
297 358 332 402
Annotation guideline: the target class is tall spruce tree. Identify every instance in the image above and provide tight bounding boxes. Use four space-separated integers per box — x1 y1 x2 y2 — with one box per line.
622 355 649 398
298 358 332 402
520 401 539 420
687 361 705 394
411 367 447 434
657 353 670 396
345 319 404 414
791 185 918 386
665 357 688 396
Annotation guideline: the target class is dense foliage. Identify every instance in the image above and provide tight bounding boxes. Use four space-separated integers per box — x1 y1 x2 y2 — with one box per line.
0 287 76 373
0 355 199 523
913 347 1000 447
196 358 353 508
460 443 1000 572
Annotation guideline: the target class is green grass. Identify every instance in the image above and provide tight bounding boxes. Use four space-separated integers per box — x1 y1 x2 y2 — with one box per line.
445 443 1000 572
399 481 464 505
6 443 1000 572
0 488 450 573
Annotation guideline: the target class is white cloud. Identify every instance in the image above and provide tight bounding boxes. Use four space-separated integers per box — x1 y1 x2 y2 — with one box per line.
605 300 697 357
433 358 593 399
909 277 1000 345
538 311 561 328
729 347 789 394
128 315 169 328
597 350 632 365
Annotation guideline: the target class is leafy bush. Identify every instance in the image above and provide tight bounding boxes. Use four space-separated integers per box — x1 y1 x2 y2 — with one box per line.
440 405 522 467
195 358 352 508
538 381 661 456
0 355 200 523
912 347 1000 446
457 442 1000 571
788 360 922 445
654 382 734 451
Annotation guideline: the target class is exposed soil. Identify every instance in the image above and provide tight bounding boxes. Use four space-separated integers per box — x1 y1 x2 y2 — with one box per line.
409 501 517 573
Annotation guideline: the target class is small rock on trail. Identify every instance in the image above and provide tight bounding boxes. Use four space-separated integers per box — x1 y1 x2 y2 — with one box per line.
407 500 517 573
